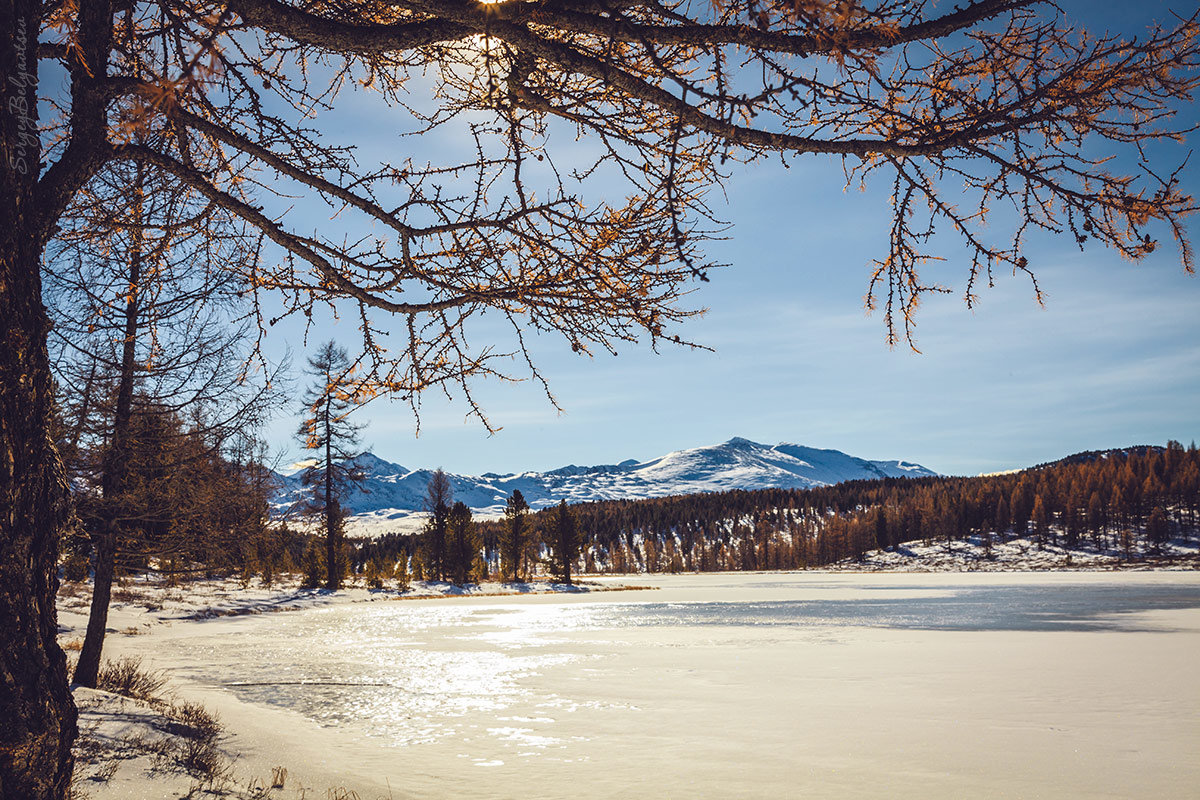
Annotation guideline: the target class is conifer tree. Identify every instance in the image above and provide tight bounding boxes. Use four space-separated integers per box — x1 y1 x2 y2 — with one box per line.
994 495 1011 537
446 501 479 585
644 536 661 573
394 556 411 592
1011 478 1035 538
1031 495 1049 550
873 507 889 551
501 490 531 582
612 541 631 574
547 500 580 585
1087 491 1106 550
301 539 323 589
296 341 365 590
1180 461 1200 537
421 470 453 581
1146 507 1170 554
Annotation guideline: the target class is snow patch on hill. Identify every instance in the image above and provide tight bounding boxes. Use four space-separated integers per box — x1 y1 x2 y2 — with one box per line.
273 438 937 535
826 535 1200 572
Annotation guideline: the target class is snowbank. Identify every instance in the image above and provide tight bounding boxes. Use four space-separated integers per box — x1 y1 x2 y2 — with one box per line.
824 534 1200 572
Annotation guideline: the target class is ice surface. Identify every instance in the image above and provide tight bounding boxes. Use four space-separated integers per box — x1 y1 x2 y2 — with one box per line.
104 572 1200 799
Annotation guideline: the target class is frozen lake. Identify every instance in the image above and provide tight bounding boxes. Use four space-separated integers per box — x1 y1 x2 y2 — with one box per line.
133 573 1200 798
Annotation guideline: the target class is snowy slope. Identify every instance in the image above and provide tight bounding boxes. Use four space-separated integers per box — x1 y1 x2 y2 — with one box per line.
273 438 936 531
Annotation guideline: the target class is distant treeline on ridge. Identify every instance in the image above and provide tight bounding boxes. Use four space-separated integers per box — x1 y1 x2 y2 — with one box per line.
357 441 1200 575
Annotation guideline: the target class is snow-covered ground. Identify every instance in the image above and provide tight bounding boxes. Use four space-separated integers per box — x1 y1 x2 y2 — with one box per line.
56 574 638 633
826 534 1200 572
60 571 1200 799
59 575 649 798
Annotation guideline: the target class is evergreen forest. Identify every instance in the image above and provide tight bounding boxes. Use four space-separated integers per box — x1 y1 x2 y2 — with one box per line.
361 442 1200 578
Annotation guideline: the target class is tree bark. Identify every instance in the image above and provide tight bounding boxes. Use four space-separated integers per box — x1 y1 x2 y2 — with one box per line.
1 0 78 793
70 529 114 688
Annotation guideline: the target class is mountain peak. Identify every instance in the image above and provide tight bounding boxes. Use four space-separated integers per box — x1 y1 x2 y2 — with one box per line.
274 438 937 534
349 452 405 472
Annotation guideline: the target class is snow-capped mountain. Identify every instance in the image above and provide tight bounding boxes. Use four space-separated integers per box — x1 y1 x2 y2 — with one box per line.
274 438 936 533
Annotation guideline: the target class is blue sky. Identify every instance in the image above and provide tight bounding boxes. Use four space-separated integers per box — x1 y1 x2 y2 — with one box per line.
263 2 1200 478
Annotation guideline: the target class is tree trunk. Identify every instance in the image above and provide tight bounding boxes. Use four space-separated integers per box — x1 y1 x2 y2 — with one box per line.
1 0 78 790
74 165 143 689
70 529 114 688
323 396 339 590
0 227 79 800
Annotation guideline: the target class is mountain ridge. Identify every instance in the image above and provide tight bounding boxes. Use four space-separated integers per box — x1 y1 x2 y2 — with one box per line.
273 438 937 533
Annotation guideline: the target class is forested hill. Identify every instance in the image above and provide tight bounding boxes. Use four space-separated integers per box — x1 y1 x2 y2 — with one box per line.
468 442 1199 572
1031 445 1168 469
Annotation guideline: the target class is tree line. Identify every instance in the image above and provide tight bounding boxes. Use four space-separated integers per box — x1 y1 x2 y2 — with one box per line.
54 437 1199 626
353 481 581 587
461 442 1200 575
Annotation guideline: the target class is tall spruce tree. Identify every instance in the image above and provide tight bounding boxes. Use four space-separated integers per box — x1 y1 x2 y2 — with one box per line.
296 341 365 590
421 470 453 581
446 501 479 585
501 490 531 582
547 500 580 585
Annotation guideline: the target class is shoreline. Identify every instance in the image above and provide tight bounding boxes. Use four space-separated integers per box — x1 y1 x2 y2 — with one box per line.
57 535 1199 638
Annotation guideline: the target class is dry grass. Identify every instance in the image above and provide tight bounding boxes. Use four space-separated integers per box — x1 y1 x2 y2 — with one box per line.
167 701 221 742
58 581 89 599
91 760 119 782
110 586 146 604
95 656 166 702
72 692 235 794
60 637 84 651
162 701 229 784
